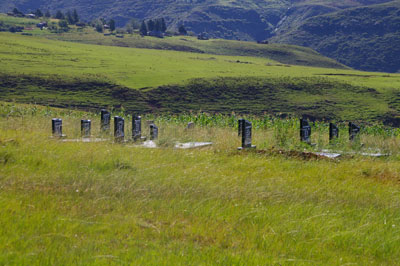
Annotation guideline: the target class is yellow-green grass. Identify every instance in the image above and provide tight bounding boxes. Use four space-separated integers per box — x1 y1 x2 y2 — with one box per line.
41 27 346 69
0 13 347 70
0 14 38 25
2 32 400 90
1 31 400 124
2 103 400 264
2 30 400 123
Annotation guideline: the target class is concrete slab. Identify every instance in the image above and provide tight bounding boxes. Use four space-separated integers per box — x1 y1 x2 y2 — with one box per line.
320 149 389 157
61 138 108 143
314 152 342 159
175 142 213 149
141 140 157 148
360 152 390 157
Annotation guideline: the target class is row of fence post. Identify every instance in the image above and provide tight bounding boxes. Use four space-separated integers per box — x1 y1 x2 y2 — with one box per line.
238 118 361 149
52 111 361 148
52 109 158 142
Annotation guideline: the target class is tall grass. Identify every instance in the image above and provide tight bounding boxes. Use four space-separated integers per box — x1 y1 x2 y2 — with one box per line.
2 103 400 265
2 102 400 155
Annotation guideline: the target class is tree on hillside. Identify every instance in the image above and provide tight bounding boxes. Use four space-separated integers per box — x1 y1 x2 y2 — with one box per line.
55 10 64 19
35 9 43 17
126 25 133 34
130 19 140 30
178 25 187 35
140 21 147 35
161 18 167 32
72 9 79 24
44 10 51 18
12 8 23 17
109 19 116 32
66 10 74 24
95 21 103 33
58 19 69 31
126 19 140 33
154 19 161 32
147 19 155 32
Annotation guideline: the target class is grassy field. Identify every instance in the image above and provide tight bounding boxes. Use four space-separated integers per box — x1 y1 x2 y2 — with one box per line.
2 13 400 123
42 28 347 69
0 13 346 69
2 102 400 265
2 11 400 266
2 32 400 122
0 32 283 89
1 31 398 90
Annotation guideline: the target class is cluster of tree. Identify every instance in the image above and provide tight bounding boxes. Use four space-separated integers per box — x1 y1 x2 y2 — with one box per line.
178 25 187 35
31 9 51 18
125 19 141 34
53 10 80 25
33 9 42 17
57 19 69 31
91 18 116 33
11 7 52 18
139 18 167 35
11 8 24 17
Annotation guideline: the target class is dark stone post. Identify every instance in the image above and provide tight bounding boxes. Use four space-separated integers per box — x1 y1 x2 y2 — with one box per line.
52 118 63 137
300 119 311 144
238 119 245 136
81 119 91 138
150 124 158 140
101 109 110 133
349 122 360 141
114 116 125 142
239 120 256 149
132 115 142 141
329 123 339 141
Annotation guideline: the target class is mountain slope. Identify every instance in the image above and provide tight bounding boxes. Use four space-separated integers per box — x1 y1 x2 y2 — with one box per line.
0 0 392 40
271 1 400 73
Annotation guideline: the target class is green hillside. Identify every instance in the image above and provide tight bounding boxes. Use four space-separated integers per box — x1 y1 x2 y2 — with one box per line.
1 32 400 124
0 32 345 89
1 0 398 72
0 13 346 70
